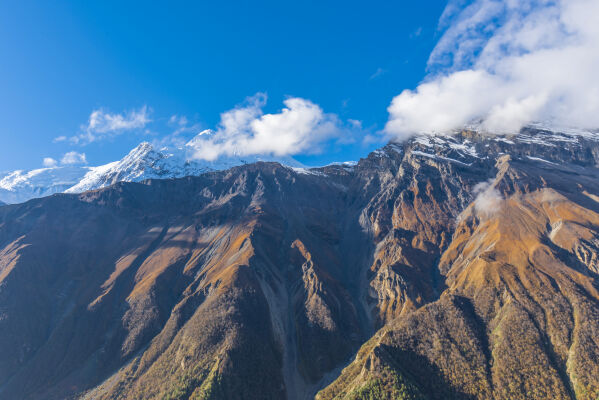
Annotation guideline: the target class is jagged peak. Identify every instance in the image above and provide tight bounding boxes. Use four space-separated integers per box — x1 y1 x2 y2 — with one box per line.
185 129 214 148
125 141 155 157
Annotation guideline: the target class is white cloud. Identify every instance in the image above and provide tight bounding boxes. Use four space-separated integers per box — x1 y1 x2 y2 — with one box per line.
169 114 189 126
473 179 503 215
69 106 151 144
61 151 87 165
42 157 58 167
162 114 203 145
370 67 387 80
385 0 599 139
188 94 344 161
87 106 150 133
410 26 423 39
53 136 67 143
348 119 363 129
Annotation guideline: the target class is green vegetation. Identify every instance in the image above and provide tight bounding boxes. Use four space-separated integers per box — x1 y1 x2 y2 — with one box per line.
162 370 206 400
345 367 426 400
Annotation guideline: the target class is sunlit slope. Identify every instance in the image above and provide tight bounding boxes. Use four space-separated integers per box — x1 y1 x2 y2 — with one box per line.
319 153 599 400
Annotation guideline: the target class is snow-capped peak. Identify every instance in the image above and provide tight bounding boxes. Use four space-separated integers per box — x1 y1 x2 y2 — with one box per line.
0 133 304 204
185 129 213 147
65 141 208 194
0 165 92 204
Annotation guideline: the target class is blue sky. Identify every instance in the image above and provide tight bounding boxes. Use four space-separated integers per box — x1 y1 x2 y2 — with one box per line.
0 0 447 170
3 1 595 171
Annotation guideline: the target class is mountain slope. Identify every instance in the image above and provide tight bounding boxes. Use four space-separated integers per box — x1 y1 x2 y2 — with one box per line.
0 127 599 399
0 164 363 400
318 152 599 400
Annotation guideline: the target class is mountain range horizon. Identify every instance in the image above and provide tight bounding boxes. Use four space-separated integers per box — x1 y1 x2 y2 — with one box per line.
2 123 597 205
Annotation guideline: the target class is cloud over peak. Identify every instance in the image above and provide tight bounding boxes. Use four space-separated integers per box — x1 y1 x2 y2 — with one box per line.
189 94 345 161
386 0 599 139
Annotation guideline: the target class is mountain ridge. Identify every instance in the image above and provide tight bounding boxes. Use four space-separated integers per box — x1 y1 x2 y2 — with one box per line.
0 132 303 204
3 125 597 205
0 127 599 399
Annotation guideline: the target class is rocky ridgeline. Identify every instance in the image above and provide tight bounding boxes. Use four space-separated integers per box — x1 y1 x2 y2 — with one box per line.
0 126 598 399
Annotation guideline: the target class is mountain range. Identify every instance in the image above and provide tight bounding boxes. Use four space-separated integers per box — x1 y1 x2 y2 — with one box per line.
1 126 599 399
0 130 302 204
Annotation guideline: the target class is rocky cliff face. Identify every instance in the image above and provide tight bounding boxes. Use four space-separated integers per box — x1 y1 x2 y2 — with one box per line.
0 127 599 399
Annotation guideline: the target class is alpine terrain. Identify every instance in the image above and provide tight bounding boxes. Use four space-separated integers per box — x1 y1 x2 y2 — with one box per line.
1 126 599 400
0 130 302 205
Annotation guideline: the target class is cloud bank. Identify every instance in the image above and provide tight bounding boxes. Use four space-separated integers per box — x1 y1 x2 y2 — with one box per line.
386 0 599 139
189 94 345 161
